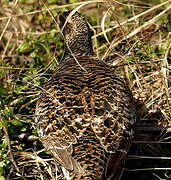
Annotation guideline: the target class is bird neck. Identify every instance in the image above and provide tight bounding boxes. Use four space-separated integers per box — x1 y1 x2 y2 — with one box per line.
61 34 94 61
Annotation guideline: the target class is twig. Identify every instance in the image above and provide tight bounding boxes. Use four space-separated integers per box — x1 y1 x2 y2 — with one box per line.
128 155 171 160
12 133 39 141
0 0 107 21
0 0 18 41
95 0 171 38
102 4 171 60
125 167 171 172
11 125 171 142
0 66 42 70
135 126 171 133
0 113 19 172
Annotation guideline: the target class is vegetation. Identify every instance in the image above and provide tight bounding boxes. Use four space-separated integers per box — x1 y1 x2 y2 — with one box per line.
0 0 170 179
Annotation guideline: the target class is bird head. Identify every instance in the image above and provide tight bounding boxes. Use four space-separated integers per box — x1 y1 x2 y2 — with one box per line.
57 10 94 58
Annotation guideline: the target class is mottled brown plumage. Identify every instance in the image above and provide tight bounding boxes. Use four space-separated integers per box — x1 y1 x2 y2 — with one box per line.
35 11 136 180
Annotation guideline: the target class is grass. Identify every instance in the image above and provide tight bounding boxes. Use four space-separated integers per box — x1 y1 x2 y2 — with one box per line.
0 0 171 179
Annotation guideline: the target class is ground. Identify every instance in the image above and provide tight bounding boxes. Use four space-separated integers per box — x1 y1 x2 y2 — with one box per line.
0 0 171 179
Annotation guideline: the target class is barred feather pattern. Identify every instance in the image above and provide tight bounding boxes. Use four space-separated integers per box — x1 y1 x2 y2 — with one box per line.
35 56 136 179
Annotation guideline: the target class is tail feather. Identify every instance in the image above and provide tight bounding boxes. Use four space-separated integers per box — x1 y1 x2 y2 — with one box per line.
42 138 84 174
104 141 131 180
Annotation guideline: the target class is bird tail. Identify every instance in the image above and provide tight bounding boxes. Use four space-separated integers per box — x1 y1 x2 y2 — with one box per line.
103 141 131 180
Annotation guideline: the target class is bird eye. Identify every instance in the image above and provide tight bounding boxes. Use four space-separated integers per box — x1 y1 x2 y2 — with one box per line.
59 14 66 24
58 14 67 29
90 29 94 37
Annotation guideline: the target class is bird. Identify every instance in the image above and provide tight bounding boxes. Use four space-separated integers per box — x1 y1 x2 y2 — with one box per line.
35 10 136 180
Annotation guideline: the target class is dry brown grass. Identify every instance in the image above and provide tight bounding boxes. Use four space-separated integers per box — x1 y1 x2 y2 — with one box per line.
0 0 171 179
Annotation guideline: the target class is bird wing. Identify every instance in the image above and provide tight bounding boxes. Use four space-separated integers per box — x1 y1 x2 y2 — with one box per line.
35 67 90 173
89 67 136 153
